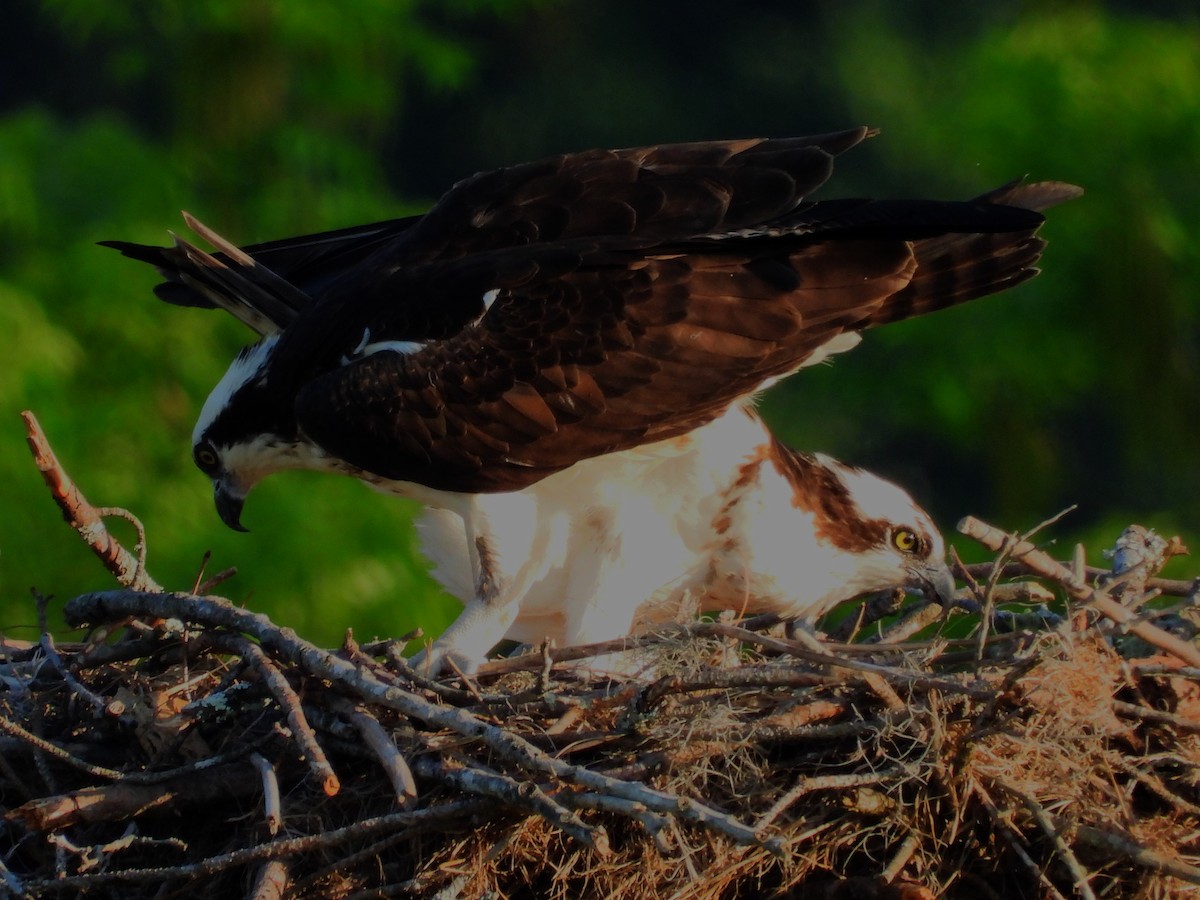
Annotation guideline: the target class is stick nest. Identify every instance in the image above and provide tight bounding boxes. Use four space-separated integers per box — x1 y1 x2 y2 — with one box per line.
4 412 1200 899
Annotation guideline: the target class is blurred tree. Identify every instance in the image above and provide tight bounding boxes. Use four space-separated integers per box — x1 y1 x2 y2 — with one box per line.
1 1 1196 645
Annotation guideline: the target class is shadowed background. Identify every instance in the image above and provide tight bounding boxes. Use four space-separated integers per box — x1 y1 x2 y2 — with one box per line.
2 0 1198 644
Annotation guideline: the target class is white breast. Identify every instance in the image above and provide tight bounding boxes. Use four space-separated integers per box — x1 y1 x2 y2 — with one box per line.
416 405 788 646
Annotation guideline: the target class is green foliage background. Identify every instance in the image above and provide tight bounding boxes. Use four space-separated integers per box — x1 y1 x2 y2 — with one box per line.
2 1 1197 645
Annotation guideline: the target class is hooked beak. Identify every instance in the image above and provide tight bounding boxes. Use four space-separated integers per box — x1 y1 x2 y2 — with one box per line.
910 559 957 607
214 479 249 532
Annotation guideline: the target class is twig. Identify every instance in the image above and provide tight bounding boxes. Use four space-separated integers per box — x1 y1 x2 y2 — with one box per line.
249 752 282 836
567 792 671 847
1074 824 1200 885
33 591 115 719
330 697 417 806
1114 757 1200 816
971 783 1071 900
22 410 161 592
249 860 291 900
829 588 906 642
958 517 1200 667
0 858 28 900
701 623 995 699
1111 700 1200 734
0 713 137 784
639 665 833 712
875 600 943 644
414 757 608 854
880 831 922 884
1132 663 1200 679
990 778 1097 900
0 711 277 813
444 656 486 704
287 825 437 896
755 768 905 833
382 643 501 706
210 634 340 797
473 613 786 678
974 508 1072 668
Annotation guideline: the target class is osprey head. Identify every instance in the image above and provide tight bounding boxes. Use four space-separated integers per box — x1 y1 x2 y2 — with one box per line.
811 455 956 608
191 336 298 532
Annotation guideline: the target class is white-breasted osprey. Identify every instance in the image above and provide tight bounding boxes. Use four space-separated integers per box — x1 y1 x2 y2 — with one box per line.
105 128 1079 671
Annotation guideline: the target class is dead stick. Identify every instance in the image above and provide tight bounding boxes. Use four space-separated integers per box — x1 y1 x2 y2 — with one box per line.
211 634 340 797
249 860 291 900
249 753 282 836
7 766 260 832
958 517 1200 668
22 410 161 592
993 778 1097 900
1074 824 1200 885
329 697 417 806
414 757 609 855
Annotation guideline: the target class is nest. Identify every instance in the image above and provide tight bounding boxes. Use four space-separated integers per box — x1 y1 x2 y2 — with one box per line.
4 414 1200 899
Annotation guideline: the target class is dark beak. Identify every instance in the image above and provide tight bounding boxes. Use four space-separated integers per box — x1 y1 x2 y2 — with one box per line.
911 560 957 607
214 480 249 532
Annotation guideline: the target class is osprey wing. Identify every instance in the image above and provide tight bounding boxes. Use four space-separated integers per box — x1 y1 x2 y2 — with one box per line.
290 179 1067 494
102 128 872 334
290 241 917 492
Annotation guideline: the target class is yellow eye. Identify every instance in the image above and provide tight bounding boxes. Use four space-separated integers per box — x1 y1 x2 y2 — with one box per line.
195 446 219 470
892 528 919 554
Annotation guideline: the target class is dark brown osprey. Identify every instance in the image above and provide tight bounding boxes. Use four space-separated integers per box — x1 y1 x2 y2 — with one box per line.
105 127 1079 672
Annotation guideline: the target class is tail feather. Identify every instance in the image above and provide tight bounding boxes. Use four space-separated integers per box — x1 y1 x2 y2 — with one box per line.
102 214 319 335
101 212 422 334
863 180 1081 327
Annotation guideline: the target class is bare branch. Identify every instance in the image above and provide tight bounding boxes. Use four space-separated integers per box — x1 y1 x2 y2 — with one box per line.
22 410 161 592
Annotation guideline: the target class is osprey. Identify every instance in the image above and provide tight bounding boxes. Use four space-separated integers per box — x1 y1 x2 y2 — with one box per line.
105 127 1079 672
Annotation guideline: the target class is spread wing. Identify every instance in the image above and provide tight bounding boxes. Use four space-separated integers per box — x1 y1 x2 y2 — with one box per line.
102 129 874 332
288 186 1075 493
290 237 921 491
105 128 1080 493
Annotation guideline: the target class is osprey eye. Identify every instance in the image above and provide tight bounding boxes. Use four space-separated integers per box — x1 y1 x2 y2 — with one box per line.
892 528 919 554
195 445 219 470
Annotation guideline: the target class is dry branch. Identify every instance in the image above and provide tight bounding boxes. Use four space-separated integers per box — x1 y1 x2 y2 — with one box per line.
21 410 161 592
